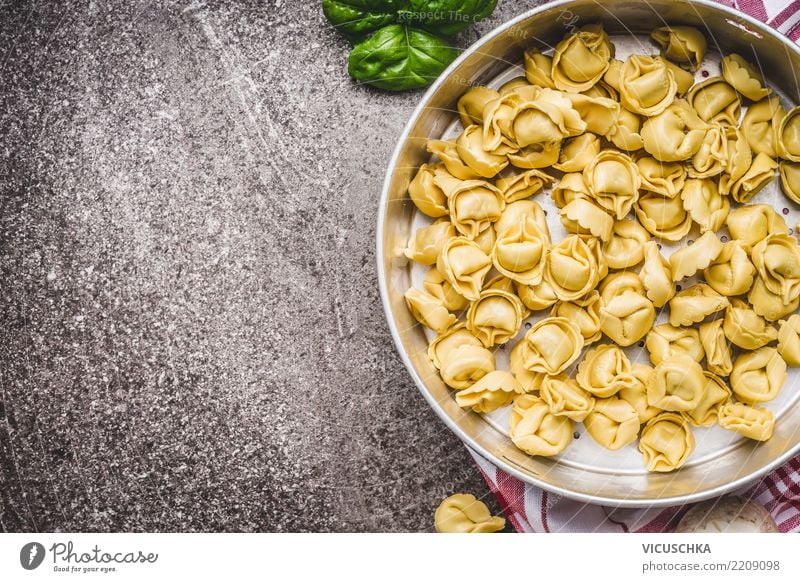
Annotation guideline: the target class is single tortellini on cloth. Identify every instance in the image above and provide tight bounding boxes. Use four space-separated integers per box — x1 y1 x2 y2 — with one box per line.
726 204 789 249
427 323 482 369
607 107 645 151
699 319 733 377
576 343 637 398
434 171 505 239
777 106 800 161
599 290 656 347
687 372 731 427
730 347 787 404
639 412 695 472
521 317 584 375
544 234 602 302
466 289 526 348
669 231 724 281
668 284 730 327
427 139 480 180
508 141 561 169
703 240 755 297
559 196 614 242
619 363 661 424
524 48 556 88
404 287 457 333
602 219 651 269
689 125 727 178
439 343 496 390
680 178 730 232
516 279 559 311
718 402 775 441
641 100 709 162
687 77 741 126
619 55 676 116
551 172 590 208
639 241 676 308
495 169 554 203
492 214 549 285
455 370 524 413
749 274 800 322
779 161 800 204
741 95 786 158
512 89 586 149
434 493 506 533
645 324 704 366
583 150 640 219
646 354 706 412
551 24 614 92
510 395 573 457
424 267 469 312
510 341 547 393
564 93 621 136
456 124 511 178
437 237 492 302
408 163 448 218
551 290 602 344
651 25 707 71
540 374 596 422
457 86 501 128
637 157 686 198
494 199 549 237
721 54 771 102
553 133 601 173
404 219 456 265
635 191 693 241
728 152 778 204
751 234 800 306
723 298 778 350
584 397 640 451
777 315 800 366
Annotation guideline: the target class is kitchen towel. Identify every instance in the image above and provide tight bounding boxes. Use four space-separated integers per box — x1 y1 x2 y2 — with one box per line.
473 0 800 533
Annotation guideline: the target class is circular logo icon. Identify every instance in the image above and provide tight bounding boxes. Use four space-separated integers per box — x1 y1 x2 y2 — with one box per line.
20 542 45 570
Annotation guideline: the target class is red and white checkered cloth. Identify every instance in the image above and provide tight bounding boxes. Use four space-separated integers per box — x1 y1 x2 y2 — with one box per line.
471 0 800 533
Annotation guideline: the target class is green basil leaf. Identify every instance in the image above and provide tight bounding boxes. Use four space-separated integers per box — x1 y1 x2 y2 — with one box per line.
322 0 408 38
348 24 459 91
399 0 497 36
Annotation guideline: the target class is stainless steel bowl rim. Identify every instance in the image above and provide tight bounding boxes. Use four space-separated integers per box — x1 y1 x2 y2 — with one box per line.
377 0 800 508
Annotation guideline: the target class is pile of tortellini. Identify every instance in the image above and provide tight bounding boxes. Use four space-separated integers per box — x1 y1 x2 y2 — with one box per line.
402 24 800 473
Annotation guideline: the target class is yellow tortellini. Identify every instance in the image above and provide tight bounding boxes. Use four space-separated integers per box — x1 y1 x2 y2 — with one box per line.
635 192 693 241
726 204 789 249
553 133 601 173
424 268 469 312
689 124 726 178
404 287 457 333
439 343 496 390
749 274 800 322
777 106 800 161
427 139 480 180
510 395 573 456
607 107 645 151
437 237 492 302
687 372 731 427
619 363 661 424
564 93 620 135
680 179 730 233
602 220 650 269
427 323 482 370
668 284 730 327
641 100 709 162
584 150 640 219
494 199 549 237
404 219 456 265
619 55 676 116
492 214 549 285
456 124 510 178
723 299 778 350
508 141 561 169
718 126 753 189
544 235 602 301
718 402 775 441
637 157 686 198
408 163 448 217
751 234 800 306
521 317 584 375
728 152 778 204
599 289 656 347
779 161 800 204
703 240 755 297
434 493 506 533
777 314 800 366
741 95 785 158
551 24 614 92
721 54 771 102
466 289 526 348
646 324 704 366
639 241 676 308
639 412 695 472
599 271 644 301
512 89 585 149
455 370 524 413
435 171 505 239
524 48 555 88
560 196 614 241
457 86 500 127
669 231 724 281
495 169 553 203
551 291 602 344
516 279 558 311
687 77 741 126
576 344 637 398
650 25 707 70
540 374 596 422
730 347 787 404
646 354 706 412
551 172 589 208
699 319 733 377
584 397 640 450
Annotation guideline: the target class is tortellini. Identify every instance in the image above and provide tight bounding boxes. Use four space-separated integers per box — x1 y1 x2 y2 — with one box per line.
650 26 707 71
524 48 555 89
699 319 733 377
424 268 469 312
495 169 553 203
730 347 787 404
551 24 613 92
599 289 655 347
516 279 558 311
639 241 676 308
404 287 457 333
749 275 800 322
668 284 729 327
619 363 661 424
602 219 650 269
560 196 614 241
729 152 778 204
491 214 549 285
635 191 693 241
607 107 644 151
408 163 448 217
466 289 526 348
576 344 637 398
404 219 455 266
437 237 492 301
551 291 602 344
540 374 596 422
619 55 676 116
645 324 704 366
509 341 546 393
564 93 620 135
434 493 506 534
751 234 800 306
551 172 589 208
584 397 640 450
703 240 755 297
669 231 723 281
726 204 789 248
721 54 771 102
639 412 695 472
457 86 500 128
512 89 585 148
779 161 800 205
687 77 741 126
494 199 549 237
687 372 731 427
689 125 726 178
637 156 686 198
741 96 785 158
455 371 524 413
456 124 510 178
435 171 505 238
641 100 709 162
553 133 601 173
723 299 778 350
646 355 706 412
521 317 584 375
718 402 775 441
544 235 602 301
510 395 573 456
439 344 496 390
428 323 482 370
777 315 800 366
584 150 640 219
680 179 730 233
427 139 480 180
777 106 800 161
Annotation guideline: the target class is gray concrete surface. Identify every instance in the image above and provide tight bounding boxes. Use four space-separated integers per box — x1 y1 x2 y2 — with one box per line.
0 0 544 532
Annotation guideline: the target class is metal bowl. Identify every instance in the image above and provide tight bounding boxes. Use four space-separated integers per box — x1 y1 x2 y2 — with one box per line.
377 0 800 507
